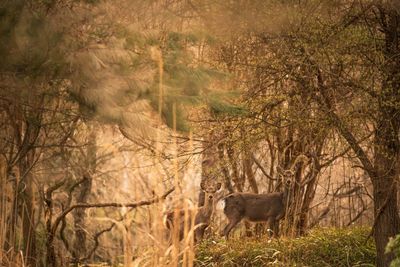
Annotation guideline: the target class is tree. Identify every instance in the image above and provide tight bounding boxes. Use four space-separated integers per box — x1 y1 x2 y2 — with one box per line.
190 1 399 265
250 2 400 265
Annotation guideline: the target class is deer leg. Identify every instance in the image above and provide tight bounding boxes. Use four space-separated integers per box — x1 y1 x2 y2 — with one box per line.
244 221 253 237
222 216 242 239
273 219 280 237
194 224 206 243
266 217 276 238
255 223 264 237
267 219 281 238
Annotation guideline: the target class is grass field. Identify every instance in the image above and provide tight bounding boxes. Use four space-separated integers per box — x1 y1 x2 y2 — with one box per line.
195 227 376 267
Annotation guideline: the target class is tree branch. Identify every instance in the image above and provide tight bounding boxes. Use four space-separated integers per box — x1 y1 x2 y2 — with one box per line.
304 51 376 178
251 153 277 181
51 187 174 235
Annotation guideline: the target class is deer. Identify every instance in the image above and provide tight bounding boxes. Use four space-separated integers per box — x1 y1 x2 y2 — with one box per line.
221 171 293 239
164 179 222 243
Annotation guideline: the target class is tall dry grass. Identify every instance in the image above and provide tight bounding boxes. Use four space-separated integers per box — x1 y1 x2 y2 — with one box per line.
0 157 27 267
114 45 198 267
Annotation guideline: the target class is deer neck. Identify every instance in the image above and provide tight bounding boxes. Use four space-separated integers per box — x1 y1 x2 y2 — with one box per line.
201 197 214 217
281 184 290 207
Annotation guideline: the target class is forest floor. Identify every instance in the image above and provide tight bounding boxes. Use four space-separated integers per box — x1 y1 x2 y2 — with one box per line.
71 227 375 266
195 227 376 267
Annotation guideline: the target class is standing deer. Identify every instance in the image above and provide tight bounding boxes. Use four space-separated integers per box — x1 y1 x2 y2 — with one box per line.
221 172 292 239
164 179 222 243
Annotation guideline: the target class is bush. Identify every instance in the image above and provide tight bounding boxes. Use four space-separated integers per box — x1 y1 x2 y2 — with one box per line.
386 234 400 267
196 227 376 267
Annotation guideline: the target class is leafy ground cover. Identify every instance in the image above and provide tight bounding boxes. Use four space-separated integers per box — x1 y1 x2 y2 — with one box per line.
196 227 376 267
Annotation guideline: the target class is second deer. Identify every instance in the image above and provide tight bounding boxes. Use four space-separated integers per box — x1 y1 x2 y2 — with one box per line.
164 179 222 243
221 173 292 239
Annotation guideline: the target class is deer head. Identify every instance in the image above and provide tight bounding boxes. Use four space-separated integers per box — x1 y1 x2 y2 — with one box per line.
200 179 222 209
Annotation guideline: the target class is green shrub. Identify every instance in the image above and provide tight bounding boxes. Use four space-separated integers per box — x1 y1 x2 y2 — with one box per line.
386 234 400 267
196 227 375 267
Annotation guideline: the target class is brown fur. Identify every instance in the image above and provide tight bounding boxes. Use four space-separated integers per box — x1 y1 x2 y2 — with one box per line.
221 181 291 238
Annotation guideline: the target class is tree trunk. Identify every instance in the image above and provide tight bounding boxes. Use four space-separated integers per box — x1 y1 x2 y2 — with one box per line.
72 176 92 261
372 177 399 267
372 118 400 267
45 185 56 267
227 145 243 192
72 125 96 262
373 7 400 266
46 230 56 267
297 141 324 235
244 150 258 194
199 137 217 206
20 154 37 267
297 168 319 235
21 195 36 267
217 143 234 193
4 173 18 257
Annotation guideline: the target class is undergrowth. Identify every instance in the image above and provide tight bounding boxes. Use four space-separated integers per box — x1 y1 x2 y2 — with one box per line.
196 227 376 267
